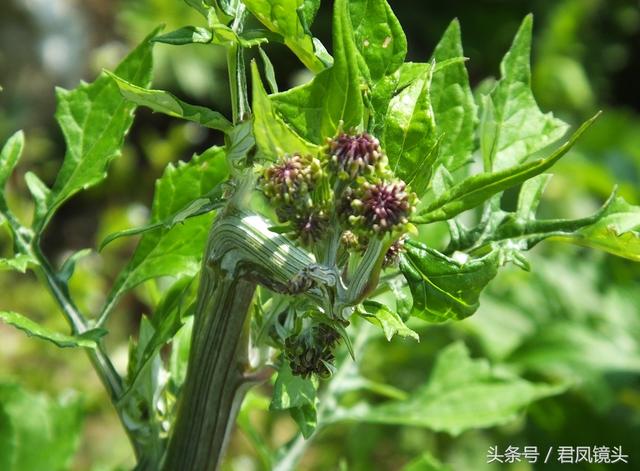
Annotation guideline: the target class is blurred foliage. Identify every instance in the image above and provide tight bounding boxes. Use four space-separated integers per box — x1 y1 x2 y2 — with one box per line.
0 0 639 469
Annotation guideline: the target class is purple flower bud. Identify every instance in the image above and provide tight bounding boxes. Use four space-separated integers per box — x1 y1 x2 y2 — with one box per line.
328 132 386 179
357 181 415 234
260 153 320 208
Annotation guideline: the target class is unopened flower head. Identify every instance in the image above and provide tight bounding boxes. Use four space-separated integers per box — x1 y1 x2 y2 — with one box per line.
350 181 416 235
293 210 329 246
260 153 321 209
285 323 341 378
328 132 387 179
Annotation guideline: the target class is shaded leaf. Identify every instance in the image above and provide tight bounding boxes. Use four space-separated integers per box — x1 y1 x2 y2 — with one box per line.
400 242 500 322
251 62 321 160
107 72 232 133
0 311 106 349
152 26 213 45
271 362 318 438
334 342 566 435
0 383 84 471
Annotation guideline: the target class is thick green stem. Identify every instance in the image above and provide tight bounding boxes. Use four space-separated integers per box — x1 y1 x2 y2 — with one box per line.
163 210 316 470
162 271 256 470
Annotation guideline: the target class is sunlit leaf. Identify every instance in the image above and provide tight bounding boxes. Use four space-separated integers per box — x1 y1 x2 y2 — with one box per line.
400 242 500 322
35 28 158 232
272 0 364 143
480 15 568 172
107 72 233 133
0 311 105 349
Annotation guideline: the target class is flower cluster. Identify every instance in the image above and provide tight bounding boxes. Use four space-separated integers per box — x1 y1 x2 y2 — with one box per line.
259 153 326 245
284 323 341 378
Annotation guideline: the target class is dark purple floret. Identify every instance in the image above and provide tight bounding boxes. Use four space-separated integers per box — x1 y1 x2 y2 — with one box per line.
359 181 413 233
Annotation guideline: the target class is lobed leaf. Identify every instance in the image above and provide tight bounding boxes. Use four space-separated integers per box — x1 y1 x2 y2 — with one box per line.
480 15 568 172
414 113 599 224
36 28 158 232
359 300 419 341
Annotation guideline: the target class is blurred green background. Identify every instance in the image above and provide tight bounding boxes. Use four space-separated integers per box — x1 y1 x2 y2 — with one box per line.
1 0 639 469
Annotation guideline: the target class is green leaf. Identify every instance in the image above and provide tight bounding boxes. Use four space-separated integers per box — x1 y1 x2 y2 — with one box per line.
152 26 213 45
99 187 225 250
24 172 50 225
430 20 477 175
37 28 158 232
384 63 437 189
400 242 500 322
414 113 599 224
349 0 407 82
121 278 195 400
101 147 229 320
169 315 194 389
337 342 566 435
244 0 326 73
0 383 84 471
251 62 321 160
472 190 640 262
107 72 232 133
271 0 364 143
403 453 452 471
0 254 34 273
300 0 320 29
515 173 552 222
258 47 279 93
271 362 318 438
0 130 24 195
225 120 256 168
564 196 640 260
359 300 419 341
0 311 105 349
480 15 568 172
